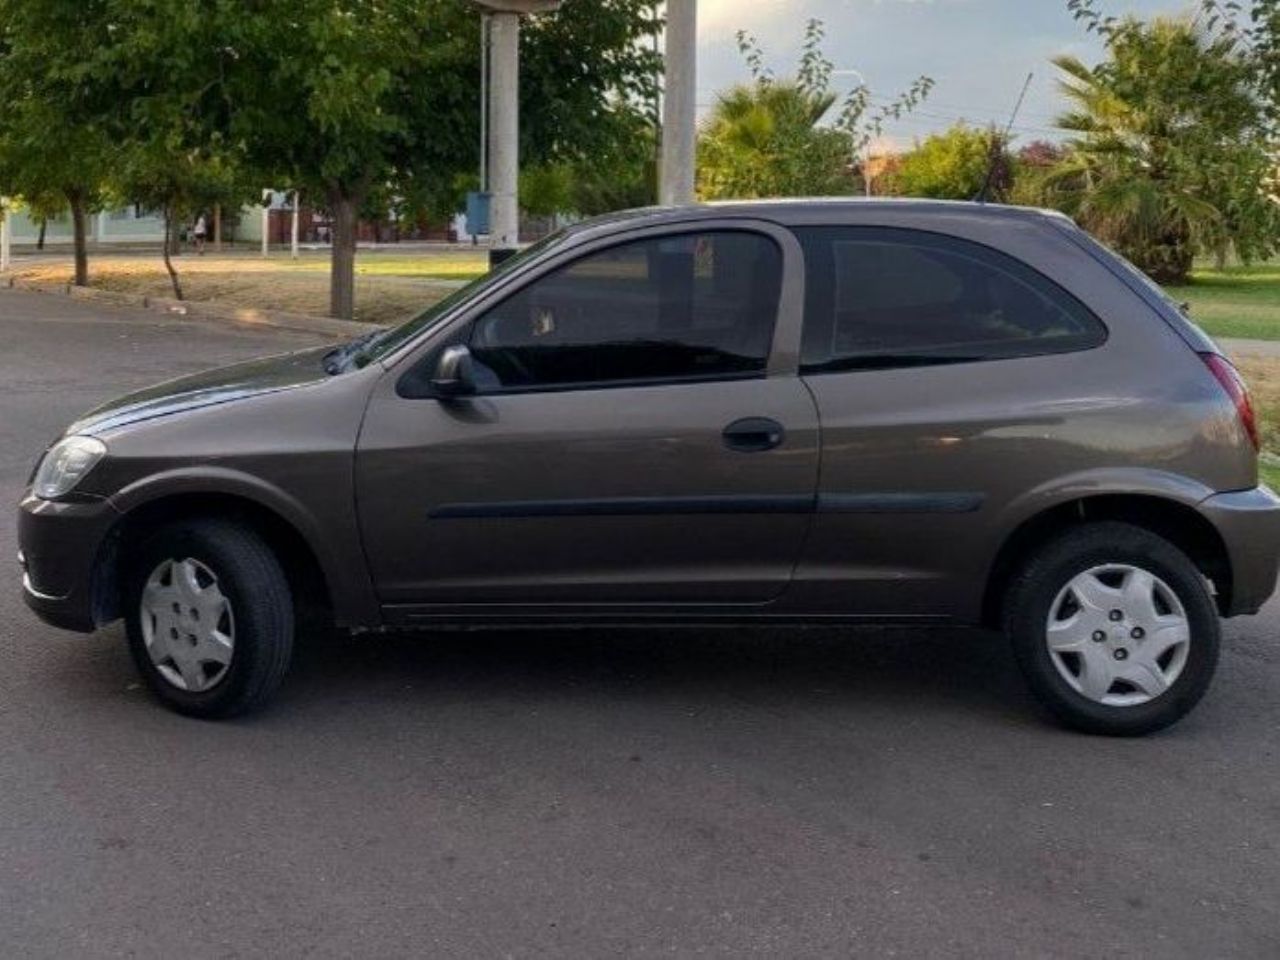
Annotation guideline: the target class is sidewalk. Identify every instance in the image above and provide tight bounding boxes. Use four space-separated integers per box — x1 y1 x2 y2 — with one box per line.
1221 337 1280 357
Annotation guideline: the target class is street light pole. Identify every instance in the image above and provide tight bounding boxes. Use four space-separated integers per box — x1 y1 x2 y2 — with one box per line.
479 13 490 196
291 190 301 260
261 190 270 258
659 0 697 206
0 198 11 273
488 11 520 253
474 1 562 264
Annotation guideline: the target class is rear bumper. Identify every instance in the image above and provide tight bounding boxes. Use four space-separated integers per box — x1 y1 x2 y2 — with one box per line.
17 491 120 633
1201 485 1280 616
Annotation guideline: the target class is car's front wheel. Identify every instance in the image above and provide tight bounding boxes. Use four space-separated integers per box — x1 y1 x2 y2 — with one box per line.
124 519 294 718
1005 522 1220 736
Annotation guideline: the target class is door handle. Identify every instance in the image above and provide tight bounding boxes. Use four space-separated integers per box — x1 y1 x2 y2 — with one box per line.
723 417 785 453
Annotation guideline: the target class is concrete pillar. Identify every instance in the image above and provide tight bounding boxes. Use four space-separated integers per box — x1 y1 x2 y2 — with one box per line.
660 0 697 206
0 200 11 272
97 211 108 243
291 191 300 260
488 11 521 254
261 192 271 258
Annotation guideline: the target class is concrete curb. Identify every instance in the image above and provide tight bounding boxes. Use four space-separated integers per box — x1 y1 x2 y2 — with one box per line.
2 274 385 340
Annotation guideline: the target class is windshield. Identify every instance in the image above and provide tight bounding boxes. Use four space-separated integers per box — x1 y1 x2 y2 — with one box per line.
334 230 571 372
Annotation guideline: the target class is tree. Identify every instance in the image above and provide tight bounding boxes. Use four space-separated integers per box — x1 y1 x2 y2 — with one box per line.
114 143 255 299
48 1 262 298
1017 140 1067 170
0 0 115 286
222 0 660 320
3 0 660 319
1048 5 1278 281
697 20 932 200
889 124 1011 201
520 164 576 219
1008 140 1067 208
9 188 64 251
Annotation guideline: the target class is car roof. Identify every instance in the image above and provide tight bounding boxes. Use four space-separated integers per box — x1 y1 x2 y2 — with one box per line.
560 198 1071 244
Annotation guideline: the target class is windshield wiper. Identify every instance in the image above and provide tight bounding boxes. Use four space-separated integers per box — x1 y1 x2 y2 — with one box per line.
322 331 383 375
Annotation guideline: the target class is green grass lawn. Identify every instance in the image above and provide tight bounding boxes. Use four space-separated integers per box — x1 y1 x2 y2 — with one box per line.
1167 263 1280 342
1262 459 1280 489
353 254 487 280
253 251 489 282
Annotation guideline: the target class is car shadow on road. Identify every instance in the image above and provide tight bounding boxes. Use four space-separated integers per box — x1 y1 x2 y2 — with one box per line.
275 622 1040 728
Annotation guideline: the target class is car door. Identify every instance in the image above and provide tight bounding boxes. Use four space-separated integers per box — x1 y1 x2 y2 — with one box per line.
787 223 1110 617
355 221 819 616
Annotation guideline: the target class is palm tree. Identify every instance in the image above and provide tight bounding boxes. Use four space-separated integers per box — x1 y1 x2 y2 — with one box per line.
1041 18 1234 283
698 81 849 200
695 19 932 202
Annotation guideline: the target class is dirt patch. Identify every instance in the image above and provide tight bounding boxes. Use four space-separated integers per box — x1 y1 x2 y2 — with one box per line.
10 254 461 326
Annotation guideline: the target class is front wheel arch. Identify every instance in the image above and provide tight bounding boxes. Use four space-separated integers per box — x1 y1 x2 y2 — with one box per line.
93 492 334 630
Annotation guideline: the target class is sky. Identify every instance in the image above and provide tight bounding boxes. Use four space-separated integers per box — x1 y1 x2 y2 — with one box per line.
694 0 1198 148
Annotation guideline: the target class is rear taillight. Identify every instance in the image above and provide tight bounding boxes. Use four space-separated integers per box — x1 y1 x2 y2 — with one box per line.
1200 352 1260 451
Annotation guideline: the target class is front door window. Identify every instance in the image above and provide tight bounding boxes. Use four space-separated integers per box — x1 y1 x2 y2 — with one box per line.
469 230 784 392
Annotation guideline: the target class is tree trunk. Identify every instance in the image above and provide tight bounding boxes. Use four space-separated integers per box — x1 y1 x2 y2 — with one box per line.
162 204 184 300
213 203 222 252
36 218 47 251
67 190 89 286
329 188 360 320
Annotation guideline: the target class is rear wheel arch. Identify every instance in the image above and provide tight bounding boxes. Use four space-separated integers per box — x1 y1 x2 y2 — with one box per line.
93 492 334 630
982 494 1233 626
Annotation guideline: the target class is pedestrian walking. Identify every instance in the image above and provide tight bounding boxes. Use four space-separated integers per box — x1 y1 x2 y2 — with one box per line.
193 213 207 255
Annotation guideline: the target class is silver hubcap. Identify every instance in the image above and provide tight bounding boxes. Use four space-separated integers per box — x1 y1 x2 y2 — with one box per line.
1046 564 1191 707
139 557 235 693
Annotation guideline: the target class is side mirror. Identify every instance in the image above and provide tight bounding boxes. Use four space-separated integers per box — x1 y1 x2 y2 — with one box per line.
430 344 477 398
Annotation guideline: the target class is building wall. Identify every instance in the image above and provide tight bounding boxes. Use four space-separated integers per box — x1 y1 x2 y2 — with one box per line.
4 206 167 244
6 194 469 247
97 206 167 241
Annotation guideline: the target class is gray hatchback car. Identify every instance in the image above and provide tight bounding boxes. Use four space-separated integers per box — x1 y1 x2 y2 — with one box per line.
19 200 1280 734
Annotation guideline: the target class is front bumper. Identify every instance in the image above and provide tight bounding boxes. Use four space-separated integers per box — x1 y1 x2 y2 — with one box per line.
1201 485 1280 616
18 491 120 632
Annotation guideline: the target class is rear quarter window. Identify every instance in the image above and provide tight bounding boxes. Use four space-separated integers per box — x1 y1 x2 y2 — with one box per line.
796 226 1108 372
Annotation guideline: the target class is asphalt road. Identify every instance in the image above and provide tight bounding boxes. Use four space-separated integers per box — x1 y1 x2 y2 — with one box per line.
1 288 1278 959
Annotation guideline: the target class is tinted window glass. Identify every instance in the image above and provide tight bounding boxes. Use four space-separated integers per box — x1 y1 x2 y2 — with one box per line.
362 229 570 367
797 227 1106 372
469 230 782 391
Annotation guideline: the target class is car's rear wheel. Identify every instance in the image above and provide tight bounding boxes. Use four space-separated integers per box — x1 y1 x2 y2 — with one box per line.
124 519 293 718
1004 522 1220 736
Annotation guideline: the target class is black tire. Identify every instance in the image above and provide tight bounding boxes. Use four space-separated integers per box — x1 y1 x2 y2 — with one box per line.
1004 522 1220 736
124 519 294 718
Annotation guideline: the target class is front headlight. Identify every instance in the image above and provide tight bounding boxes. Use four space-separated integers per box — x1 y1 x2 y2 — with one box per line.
32 436 108 500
